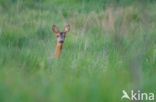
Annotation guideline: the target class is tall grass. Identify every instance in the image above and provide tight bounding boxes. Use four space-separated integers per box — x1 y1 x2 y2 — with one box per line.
0 0 156 102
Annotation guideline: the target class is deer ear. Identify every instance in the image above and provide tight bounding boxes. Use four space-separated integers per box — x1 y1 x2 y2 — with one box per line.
52 25 60 34
63 24 70 33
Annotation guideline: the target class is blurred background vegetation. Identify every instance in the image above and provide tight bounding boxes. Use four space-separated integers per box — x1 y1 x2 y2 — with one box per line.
0 0 156 102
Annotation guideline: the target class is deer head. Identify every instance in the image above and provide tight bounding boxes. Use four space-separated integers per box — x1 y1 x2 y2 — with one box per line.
52 24 70 44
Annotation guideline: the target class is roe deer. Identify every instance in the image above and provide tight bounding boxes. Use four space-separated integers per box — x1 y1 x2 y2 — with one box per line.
52 24 70 57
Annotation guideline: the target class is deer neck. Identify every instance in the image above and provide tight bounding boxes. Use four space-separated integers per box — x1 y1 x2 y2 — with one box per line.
53 43 63 57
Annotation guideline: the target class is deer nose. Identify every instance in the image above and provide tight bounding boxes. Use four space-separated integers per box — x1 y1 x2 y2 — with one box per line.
59 40 64 43
59 35 64 43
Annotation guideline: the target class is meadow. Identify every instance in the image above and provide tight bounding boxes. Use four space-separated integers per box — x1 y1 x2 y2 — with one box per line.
0 0 156 102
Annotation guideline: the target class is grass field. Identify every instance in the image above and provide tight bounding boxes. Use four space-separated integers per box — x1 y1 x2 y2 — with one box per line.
0 0 156 102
